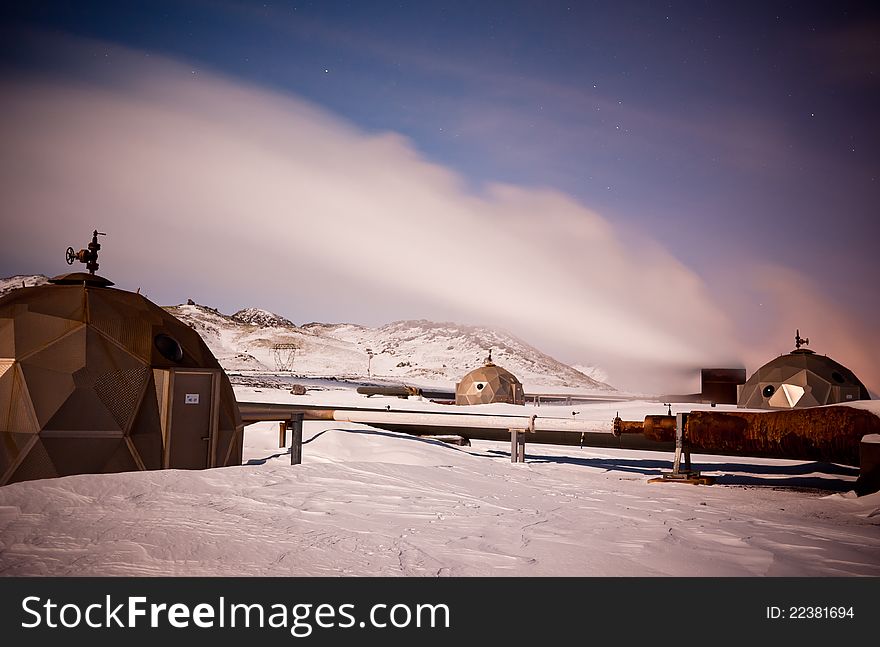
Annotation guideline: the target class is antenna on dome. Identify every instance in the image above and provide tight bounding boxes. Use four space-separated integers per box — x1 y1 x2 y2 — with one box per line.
485 348 494 365
795 329 809 350
65 230 106 275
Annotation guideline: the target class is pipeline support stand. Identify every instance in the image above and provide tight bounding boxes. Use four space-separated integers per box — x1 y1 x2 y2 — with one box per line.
510 428 525 463
288 413 304 465
650 412 715 485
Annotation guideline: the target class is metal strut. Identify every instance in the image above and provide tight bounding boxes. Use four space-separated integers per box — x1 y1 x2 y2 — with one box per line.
649 412 715 485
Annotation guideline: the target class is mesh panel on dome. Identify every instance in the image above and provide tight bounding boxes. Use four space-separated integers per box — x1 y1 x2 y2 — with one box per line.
94 366 150 430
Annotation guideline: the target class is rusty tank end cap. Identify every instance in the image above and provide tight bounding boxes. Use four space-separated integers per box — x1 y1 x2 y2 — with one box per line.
49 272 115 287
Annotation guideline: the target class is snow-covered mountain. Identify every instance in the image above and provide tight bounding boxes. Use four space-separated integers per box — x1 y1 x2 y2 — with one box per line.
166 303 612 390
231 307 296 328
0 275 612 390
0 273 49 297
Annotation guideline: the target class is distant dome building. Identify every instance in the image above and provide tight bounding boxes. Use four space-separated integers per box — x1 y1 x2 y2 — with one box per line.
455 350 525 406
738 331 870 409
0 232 243 485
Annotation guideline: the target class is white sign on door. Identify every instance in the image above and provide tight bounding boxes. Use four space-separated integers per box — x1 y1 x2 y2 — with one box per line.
185 393 200 405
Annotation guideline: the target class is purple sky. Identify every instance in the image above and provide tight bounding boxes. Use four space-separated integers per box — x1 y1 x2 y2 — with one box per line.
1 2 877 394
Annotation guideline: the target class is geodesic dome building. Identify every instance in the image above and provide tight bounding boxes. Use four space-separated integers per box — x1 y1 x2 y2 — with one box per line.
455 352 525 406
738 339 870 410
0 271 243 486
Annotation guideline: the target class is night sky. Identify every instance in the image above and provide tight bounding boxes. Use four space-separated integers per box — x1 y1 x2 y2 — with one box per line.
1 1 878 393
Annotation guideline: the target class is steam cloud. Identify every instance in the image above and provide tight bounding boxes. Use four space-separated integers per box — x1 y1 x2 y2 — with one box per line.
1 37 873 394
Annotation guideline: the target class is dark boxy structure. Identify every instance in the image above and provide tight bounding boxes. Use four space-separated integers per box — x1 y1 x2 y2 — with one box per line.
700 368 746 405
0 264 243 485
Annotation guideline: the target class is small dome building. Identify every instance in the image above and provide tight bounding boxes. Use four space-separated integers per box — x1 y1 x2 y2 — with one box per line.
455 350 525 406
738 331 870 409
0 232 243 485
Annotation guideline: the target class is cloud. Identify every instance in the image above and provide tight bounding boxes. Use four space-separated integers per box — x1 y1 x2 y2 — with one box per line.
0 35 836 393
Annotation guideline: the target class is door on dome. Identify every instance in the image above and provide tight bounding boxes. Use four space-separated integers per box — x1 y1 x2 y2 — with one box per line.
165 369 219 469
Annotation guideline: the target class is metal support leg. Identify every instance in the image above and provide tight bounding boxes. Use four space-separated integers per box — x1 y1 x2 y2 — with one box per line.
278 421 287 448
510 428 518 463
510 429 526 463
649 412 713 485
290 413 303 465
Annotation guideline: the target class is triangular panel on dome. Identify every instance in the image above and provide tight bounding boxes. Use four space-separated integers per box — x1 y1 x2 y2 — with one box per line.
85 327 149 375
42 437 133 476
0 359 12 381
0 364 39 434
775 364 804 383
9 438 57 484
86 288 155 323
100 438 139 473
152 368 171 440
13 310 83 360
19 325 86 373
129 382 164 470
0 318 13 357
18 362 76 428
15 285 86 322
43 386 124 433
0 431 35 482
804 372 831 405
768 383 805 408
90 317 153 361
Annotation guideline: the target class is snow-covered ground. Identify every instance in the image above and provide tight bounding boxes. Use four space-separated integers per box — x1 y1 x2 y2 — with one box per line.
1 388 878 577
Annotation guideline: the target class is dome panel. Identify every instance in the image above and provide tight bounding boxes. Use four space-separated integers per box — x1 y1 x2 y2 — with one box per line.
43 386 125 433
42 438 132 476
10 439 57 484
21 325 87 374
129 383 164 469
19 363 76 428
85 328 149 375
0 432 34 481
0 319 13 358
12 285 86 321
13 310 82 360
90 317 153 361
803 371 831 404
0 365 38 434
